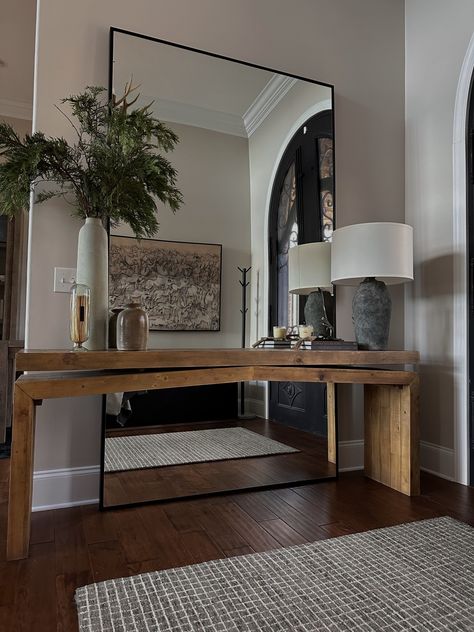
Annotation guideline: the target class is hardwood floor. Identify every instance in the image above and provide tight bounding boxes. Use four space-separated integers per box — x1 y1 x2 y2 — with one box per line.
104 419 335 507
0 458 473 631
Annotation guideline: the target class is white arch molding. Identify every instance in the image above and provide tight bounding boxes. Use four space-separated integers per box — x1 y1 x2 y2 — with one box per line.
452 33 474 485
260 98 332 418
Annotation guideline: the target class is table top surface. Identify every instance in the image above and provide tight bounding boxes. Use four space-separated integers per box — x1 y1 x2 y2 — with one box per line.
16 348 419 372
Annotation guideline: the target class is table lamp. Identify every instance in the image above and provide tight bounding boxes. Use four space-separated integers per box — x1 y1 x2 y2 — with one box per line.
330 222 413 350
288 242 334 338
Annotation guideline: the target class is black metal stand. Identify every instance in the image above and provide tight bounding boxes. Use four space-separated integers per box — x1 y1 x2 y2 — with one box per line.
238 266 255 420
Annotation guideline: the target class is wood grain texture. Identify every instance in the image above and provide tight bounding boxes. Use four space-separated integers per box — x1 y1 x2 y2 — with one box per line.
15 348 420 372
7 350 420 561
364 379 419 496
326 382 336 464
16 366 417 401
6 385 36 560
17 367 255 400
0 341 24 442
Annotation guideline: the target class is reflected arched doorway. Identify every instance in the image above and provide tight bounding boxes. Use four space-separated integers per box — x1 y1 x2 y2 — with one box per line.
267 109 334 433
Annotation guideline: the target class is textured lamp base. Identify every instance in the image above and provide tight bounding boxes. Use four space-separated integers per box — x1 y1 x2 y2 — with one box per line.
352 277 391 350
304 290 334 338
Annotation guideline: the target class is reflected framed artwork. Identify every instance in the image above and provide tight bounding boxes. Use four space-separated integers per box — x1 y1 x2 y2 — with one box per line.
109 235 222 331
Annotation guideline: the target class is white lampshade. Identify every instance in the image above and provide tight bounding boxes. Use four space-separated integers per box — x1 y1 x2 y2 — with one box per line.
331 222 413 286
288 242 332 295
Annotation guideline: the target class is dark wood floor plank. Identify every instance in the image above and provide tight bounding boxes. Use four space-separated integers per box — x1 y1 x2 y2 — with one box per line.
233 493 280 522
30 510 55 545
0 559 19 606
13 542 58 632
54 507 90 577
223 546 255 557
1 453 473 631
138 504 197 569
110 508 160 564
88 540 130 583
80 504 118 545
260 518 308 547
244 490 329 541
195 503 250 551
56 571 89 632
215 501 282 552
179 531 224 564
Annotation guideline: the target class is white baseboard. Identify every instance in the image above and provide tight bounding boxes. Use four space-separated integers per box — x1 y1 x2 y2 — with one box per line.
336 439 456 480
337 439 456 480
338 440 364 471
420 440 455 481
32 465 100 512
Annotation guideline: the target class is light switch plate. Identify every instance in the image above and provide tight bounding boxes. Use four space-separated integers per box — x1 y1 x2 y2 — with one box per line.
54 267 77 293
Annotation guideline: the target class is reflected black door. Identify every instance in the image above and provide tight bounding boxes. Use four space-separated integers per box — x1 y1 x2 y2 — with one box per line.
268 110 334 436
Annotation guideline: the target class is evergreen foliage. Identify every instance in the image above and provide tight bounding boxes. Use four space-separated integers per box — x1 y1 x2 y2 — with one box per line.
0 85 183 238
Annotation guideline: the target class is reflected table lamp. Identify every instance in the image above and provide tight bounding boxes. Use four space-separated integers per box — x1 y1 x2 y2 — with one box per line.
330 222 413 350
288 242 334 339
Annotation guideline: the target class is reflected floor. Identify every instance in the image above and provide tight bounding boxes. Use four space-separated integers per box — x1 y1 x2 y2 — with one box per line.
103 419 336 508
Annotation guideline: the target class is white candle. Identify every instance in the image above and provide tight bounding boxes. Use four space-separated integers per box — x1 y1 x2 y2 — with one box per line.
273 326 287 340
298 325 314 339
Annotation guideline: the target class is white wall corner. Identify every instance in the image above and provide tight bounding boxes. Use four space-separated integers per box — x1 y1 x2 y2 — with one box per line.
32 465 100 511
245 397 266 418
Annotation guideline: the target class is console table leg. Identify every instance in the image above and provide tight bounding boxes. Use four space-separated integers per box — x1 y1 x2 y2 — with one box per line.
7 384 36 560
364 379 420 496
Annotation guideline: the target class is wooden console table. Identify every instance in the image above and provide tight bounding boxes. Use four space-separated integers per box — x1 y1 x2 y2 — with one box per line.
7 348 419 560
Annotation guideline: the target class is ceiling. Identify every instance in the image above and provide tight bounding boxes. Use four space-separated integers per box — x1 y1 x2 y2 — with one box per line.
114 33 274 118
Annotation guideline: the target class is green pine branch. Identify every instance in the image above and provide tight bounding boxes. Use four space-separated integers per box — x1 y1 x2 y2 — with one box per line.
0 86 183 237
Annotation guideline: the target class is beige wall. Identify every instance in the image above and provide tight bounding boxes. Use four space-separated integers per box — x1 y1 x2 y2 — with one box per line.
111 121 251 350
0 0 35 109
405 0 474 481
29 0 405 479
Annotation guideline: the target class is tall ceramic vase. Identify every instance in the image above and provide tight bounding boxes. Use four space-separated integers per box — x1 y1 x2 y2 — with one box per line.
76 217 108 350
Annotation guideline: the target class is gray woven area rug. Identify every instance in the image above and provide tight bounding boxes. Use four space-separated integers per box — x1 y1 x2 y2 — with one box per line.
104 427 298 472
75 517 474 631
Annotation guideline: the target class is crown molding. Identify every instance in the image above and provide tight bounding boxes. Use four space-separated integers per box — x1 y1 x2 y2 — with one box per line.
151 96 247 137
0 97 33 121
243 75 297 137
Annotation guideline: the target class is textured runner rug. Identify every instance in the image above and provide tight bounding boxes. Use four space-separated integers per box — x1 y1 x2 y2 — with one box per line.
104 427 299 472
75 517 474 631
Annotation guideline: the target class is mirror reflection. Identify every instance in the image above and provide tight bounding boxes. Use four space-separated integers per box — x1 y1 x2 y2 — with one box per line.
103 30 335 509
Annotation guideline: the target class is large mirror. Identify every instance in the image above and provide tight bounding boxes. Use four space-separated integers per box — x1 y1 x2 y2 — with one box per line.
102 28 335 509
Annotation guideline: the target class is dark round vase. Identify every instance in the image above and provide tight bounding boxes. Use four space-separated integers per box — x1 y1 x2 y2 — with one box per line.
352 277 391 350
304 290 334 338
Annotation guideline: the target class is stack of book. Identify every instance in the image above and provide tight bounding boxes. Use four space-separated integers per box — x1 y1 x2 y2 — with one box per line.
253 338 293 349
297 339 358 351
253 337 358 350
